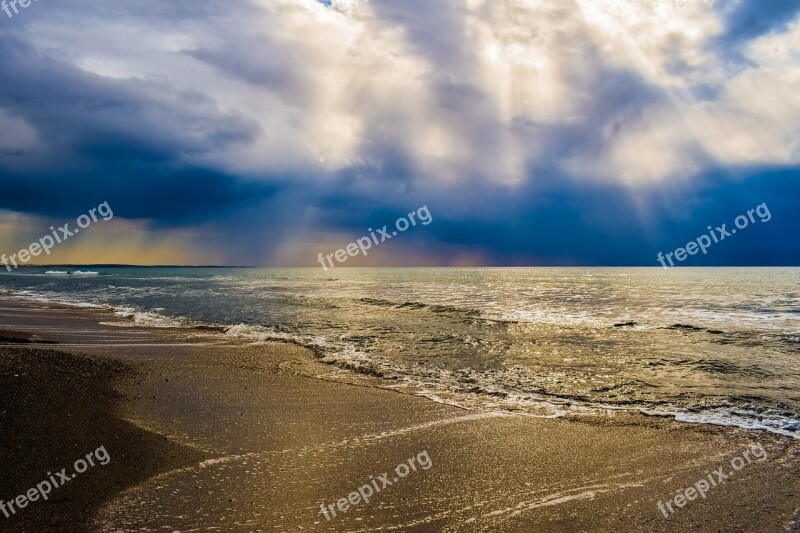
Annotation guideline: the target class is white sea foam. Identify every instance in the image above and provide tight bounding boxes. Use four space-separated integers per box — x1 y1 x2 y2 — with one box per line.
43 270 99 276
223 324 308 345
97 306 187 328
3 288 103 308
670 409 800 439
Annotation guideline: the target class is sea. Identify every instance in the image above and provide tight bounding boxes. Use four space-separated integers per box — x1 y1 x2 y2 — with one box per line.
1 267 798 438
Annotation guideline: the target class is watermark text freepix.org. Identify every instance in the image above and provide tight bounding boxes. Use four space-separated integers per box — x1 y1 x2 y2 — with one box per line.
1 446 111 519
317 205 432 271
657 202 771 268
2 0 40 19
1 201 114 272
657 442 766 518
319 450 432 521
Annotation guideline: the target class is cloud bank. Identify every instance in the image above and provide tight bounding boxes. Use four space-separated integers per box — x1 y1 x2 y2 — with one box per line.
0 0 797 265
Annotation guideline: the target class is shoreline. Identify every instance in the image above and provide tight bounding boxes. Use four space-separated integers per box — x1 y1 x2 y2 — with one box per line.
3 289 796 441
0 298 798 531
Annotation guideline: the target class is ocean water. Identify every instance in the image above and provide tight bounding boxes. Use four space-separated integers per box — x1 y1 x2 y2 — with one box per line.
2 267 798 437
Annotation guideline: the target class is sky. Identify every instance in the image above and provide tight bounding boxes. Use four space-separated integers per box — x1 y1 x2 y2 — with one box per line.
0 0 798 266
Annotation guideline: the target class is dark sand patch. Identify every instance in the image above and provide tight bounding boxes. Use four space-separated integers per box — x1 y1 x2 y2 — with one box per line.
0 342 206 532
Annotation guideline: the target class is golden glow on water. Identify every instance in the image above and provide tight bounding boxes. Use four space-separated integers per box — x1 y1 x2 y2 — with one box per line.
1 267 797 438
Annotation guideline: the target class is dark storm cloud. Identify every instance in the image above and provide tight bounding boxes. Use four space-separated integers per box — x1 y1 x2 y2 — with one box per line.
320 166 800 267
0 32 271 220
0 165 277 223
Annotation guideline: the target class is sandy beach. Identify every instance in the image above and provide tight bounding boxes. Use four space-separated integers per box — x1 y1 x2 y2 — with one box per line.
0 298 798 532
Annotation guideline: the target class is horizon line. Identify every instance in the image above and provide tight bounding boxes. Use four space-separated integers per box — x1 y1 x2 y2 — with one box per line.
5 264 800 269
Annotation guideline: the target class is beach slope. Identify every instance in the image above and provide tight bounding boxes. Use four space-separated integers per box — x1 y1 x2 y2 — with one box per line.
0 299 798 532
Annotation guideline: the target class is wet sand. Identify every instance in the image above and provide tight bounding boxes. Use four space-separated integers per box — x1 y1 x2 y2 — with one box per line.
0 298 798 532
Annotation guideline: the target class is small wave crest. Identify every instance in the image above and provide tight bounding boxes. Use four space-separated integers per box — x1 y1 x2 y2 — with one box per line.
642 407 800 439
44 270 99 276
3 288 102 308
101 307 187 328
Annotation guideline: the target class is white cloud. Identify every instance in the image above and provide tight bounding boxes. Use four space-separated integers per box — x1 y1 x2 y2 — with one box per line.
12 0 800 189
